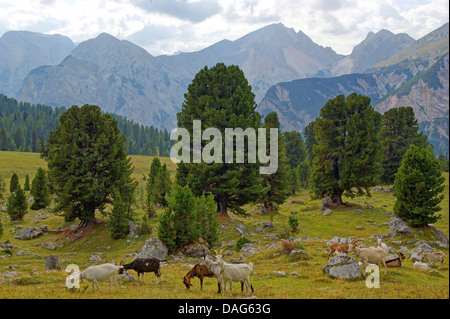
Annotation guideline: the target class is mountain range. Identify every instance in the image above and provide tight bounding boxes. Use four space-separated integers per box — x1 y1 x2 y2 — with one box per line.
0 22 448 154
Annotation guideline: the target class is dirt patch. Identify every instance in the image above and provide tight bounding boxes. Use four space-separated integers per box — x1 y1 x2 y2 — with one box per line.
54 218 106 242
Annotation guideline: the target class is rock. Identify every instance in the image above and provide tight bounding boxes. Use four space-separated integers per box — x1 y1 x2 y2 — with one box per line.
138 238 168 259
45 255 61 270
42 242 57 250
89 253 102 263
240 243 257 256
127 221 139 238
373 186 384 192
413 262 430 270
321 197 332 210
389 214 413 235
326 236 350 247
274 271 286 277
291 211 298 215
322 209 332 216
181 238 210 257
38 225 48 232
235 224 246 235
118 272 137 282
1 206 7 212
322 254 362 280
262 221 274 231
427 224 449 248
16 226 43 240
356 226 364 230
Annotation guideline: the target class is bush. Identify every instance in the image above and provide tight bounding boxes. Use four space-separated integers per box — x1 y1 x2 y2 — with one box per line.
7 185 28 220
109 194 130 239
288 215 299 233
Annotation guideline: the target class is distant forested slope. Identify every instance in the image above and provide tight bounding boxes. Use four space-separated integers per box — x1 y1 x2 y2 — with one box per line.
0 94 173 156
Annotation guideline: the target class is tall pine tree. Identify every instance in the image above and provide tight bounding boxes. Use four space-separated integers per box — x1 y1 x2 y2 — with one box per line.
41 104 137 227
260 112 290 212
394 145 445 227
312 93 381 205
30 167 51 210
379 106 428 184
176 63 265 216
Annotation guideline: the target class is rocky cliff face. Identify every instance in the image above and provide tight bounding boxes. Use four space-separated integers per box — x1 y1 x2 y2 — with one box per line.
0 31 75 98
318 29 415 77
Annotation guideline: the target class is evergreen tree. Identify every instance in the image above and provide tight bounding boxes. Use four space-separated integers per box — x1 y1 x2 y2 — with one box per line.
30 167 51 210
41 104 137 226
260 112 290 212
9 173 19 193
109 194 130 239
0 180 6 199
289 168 300 195
394 145 445 227
196 193 219 248
303 121 316 164
7 185 28 220
297 159 312 188
24 174 30 191
0 128 9 151
311 93 381 205
379 106 428 184
176 63 265 216
158 184 198 253
284 131 307 169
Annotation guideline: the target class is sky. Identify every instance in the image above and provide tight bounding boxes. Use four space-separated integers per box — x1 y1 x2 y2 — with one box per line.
0 0 448 56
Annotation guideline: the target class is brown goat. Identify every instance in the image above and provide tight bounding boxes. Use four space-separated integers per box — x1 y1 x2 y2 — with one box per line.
328 242 349 258
385 252 405 267
183 263 219 292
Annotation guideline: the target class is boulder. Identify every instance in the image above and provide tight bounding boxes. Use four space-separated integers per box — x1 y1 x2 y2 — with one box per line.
321 197 332 210
262 221 274 231
413 262 430 270
322 254 362 280
389 214 413 235
181 238 210 257
322 209 332 216
138 238 168 259
16 226 43 240
427 224 449 248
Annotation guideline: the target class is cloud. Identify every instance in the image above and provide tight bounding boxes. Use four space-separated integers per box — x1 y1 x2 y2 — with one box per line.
131 0 222 23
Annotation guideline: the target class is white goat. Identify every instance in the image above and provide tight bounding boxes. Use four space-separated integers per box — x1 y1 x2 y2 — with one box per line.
201 252 254 296
80 263 123 292
348 239 388 274
417 250 446 268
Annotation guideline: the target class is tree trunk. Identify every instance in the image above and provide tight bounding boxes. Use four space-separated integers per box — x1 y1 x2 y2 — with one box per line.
45 255 61 271
217 200 228 217
331 191 343 206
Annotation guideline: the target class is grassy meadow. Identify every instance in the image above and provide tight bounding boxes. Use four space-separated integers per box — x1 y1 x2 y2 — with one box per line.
0 151 448 299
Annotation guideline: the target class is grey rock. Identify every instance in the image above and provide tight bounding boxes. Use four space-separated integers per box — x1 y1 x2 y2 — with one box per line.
139 238 169 259
322 254 362 280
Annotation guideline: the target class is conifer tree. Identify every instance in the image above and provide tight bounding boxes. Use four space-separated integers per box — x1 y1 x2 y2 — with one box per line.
284 131 307 169
30 167 51 210
7 185 28 220
260 112 290 212
24 174 30 191
0 180 6 199
312 93 381 205
176 63 265 216
109 194 130 239
394 145 445 227
9 173 19 193
41 104 137 226
379 106 428 184
158 184 198 253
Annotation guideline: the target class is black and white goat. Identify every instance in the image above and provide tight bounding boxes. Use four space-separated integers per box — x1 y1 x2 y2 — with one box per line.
119 257 166 284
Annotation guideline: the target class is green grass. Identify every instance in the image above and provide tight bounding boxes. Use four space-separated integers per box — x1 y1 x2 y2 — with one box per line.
0 151 448 299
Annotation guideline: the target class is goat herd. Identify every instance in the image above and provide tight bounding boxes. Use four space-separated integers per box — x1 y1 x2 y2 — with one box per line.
73 238 446 296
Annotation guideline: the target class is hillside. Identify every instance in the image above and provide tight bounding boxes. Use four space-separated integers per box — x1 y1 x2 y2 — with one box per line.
0 152 448 299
